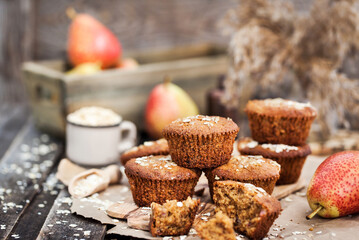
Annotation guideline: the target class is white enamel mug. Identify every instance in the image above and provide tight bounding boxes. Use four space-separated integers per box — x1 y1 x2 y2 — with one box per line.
66 118 137 166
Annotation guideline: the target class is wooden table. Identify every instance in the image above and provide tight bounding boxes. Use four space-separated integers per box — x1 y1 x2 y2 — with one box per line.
0 105 139 240
2 105 358 240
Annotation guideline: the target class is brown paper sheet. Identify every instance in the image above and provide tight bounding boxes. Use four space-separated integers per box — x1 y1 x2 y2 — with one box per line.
70 155 359 239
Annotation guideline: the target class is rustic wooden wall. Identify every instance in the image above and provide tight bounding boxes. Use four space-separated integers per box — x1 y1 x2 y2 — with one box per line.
0 0 313 104
0 0 35 103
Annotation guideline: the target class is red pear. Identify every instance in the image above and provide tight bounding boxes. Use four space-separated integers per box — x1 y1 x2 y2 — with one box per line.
307 151 359 219
67 14 122 68
145 77 199 139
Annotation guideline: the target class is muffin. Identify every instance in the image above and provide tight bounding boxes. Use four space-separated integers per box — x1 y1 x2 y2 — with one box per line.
245 98 317 145
195 211 236 240
125 155 201 207
163 115 239 169
213 181 281 240
150 197 200 237
205 155 280 199
238 138 311 185
120 138 169 165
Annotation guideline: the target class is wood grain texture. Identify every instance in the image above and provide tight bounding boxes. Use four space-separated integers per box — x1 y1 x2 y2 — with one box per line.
33 0 238 60
0 121 63 239
8 170 65 240
0 0 35 102
0 104 29 159
36 190 106 240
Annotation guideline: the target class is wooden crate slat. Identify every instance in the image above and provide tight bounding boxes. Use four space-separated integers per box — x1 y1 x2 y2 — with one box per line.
64 55 227 90
0 121 63 239
36 189 106 240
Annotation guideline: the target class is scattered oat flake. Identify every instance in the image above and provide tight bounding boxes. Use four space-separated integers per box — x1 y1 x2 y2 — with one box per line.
0 225 6 230
84 231 91 236
163 237 174 240
188 228 197 235
38 204 45 208
11 234 20 239
236 235 246 239
69 224 77 228
56 209 71 215
284 197 293 202
295 191 307 197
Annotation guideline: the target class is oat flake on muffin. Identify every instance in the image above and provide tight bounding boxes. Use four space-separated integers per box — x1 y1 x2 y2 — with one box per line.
205 155 280 199
238 138 311 185
245 98 317 145
120 138 169 166
125 155 201 207
163 115 239 169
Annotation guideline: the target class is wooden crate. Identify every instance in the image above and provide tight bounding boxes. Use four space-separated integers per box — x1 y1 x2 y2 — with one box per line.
22 44 228 137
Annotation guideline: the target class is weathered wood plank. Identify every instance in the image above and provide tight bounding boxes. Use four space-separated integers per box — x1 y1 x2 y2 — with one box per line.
0 104 29 160
7 171 65 240
0 121 63 239
36 189 106 240
34 0 237 60
0 0 35 103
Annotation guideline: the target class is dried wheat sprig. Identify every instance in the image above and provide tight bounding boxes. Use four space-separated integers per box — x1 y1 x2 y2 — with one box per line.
222 0 359 137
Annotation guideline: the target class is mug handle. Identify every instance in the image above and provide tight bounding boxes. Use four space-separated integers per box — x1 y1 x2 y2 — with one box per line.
118 120 137 153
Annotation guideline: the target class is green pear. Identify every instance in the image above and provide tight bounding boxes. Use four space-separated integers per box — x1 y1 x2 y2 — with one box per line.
306 151 359 219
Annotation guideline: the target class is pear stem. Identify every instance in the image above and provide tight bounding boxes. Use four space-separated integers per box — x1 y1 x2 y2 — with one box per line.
163 75 171 85
66 7 77 20
306 205 323 220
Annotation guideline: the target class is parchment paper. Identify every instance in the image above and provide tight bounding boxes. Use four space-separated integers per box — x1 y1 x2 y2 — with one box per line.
71 155 359 239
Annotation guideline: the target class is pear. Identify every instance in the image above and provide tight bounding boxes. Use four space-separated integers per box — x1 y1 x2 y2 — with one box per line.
116 58 139 70
67 12 122 69
66 62 101 75
306 151 359 219
145 77 199 139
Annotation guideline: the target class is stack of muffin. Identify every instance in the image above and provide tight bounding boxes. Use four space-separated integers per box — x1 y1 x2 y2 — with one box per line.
124 115 239 207
123 114 285 239
239 98 317 185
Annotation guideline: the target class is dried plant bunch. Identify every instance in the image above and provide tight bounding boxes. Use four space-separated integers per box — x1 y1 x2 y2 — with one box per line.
222 0 359 137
